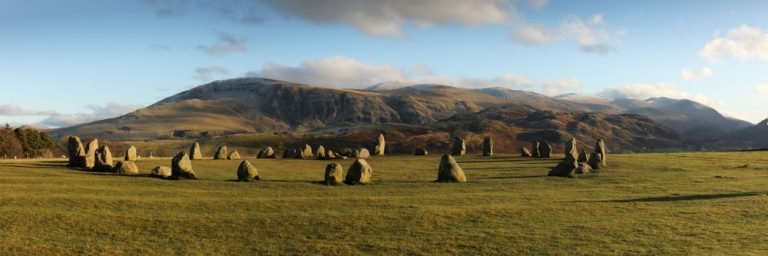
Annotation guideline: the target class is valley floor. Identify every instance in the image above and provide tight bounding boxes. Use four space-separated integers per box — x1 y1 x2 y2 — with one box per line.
1 152 767 255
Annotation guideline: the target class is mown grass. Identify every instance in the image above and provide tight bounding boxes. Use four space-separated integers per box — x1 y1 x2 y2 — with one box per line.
1 152 768 255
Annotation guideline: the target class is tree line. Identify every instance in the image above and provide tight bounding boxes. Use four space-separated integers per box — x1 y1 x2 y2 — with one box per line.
0 124 57 159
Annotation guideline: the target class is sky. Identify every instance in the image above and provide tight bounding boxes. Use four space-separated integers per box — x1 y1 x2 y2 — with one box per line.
1 0 767 127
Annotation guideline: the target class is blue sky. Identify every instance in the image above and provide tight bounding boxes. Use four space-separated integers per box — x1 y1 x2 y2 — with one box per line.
1 0 767 127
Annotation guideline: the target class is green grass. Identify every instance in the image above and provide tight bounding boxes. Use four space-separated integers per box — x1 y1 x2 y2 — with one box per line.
1 152 768 255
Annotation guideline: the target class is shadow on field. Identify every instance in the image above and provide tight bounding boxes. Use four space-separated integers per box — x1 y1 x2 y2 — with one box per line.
459 159 557 164
474 175 548 180
0 162 67 170
592 192 764 203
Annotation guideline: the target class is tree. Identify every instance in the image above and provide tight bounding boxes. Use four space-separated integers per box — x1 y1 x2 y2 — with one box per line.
0 124 22 159
14 127 55 158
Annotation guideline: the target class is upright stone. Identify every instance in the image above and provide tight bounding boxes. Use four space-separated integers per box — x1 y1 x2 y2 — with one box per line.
521 146 532 157
587 152 602 170
375 134 386 156
189 142 203 160
482 136 493 156
124 146 138 161
227 150 241 160
532 142 541 158
564 138 578 162
171 151 197 179
451 137 466 156
344 159 373 185
84 139 99 169
414 148 429 156
94 145 114 172
578 149 589 163
326 150 338 159
316 145 327 160
323 163 344 185
236 160 260 181
539 140 552 158
115 161 139 175
301 144 313 159
358 148 370 159
437 154 467 183
257 147 275 158
213 146 228 160
595 139 607 167
67 136 86 167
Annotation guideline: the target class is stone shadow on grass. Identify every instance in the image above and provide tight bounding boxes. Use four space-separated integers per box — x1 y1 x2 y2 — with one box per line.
590 192 763 203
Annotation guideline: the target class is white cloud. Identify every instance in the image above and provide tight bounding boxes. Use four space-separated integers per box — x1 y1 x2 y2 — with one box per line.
258 0 514 37
194 65 231 82
754 84 768 99
589 13 604 25
528 0 549 10
0 103 143 128
598 83 727 108
197 32 248 56
680 67 713 81
512 24 554 45
699 24 768 63
541 78 582 96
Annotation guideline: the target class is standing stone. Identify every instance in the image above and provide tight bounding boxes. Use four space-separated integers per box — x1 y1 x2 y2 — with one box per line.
326 150 338 159
521 146 532 157
538 141 552 158
301 144 313 159
151 166 172 178
375 134 386 156
351 149 360 158
189 142 203 160
414 148 429 156
532 142 541 158
316 145 327 160
84 139 99 169
171 151 197 179
323 163 344 185
482 136 493 156
125 146 138 161
213 146 228 160
578 149 589 163
587 152 602 170
67 136 86 167
358 148 370 159
227 150 241 160
437 154 467 183
283 148 297 159
94 145 114 172
257 147 275 158
344 159 373 185
594 139 607 167
236 160 260 181
115 161 139 175
451 137 466 156
564 138 578 162
548 159 578 177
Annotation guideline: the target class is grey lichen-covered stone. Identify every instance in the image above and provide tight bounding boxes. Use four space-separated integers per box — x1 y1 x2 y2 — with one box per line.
236 160 260 181
482 136 493 156
451 137 466 156
171 151 197 179
437 154 467 183
323 163 344 185
125 146 138 161
344 159 373 185
189 142 203 160
213 146 228 160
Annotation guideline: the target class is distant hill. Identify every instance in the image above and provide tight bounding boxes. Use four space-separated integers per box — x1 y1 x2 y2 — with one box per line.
50 77 753 152
718 119 768 148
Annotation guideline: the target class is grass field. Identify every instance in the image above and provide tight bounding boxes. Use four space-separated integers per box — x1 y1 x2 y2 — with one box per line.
1 152 768 255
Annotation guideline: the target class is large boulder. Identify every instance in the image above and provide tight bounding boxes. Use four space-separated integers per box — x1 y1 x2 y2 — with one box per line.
414 148 429 156
171 151 197 179
358 148 370 159
189 142 203 160
548 160 578 177
532 142 541 158
344 159 373 185
375 134 386 156
236 160 260 181
151 166 172 178
227 150 241 160
115 161 139 175
521 146 532 157
564 138 578 162
482 136 493 156
451 137 466 156
323 163 344 185
301 144 313 159
124 146 138 161
84 139 99 169
594 139 607 167
67 136 86 167
94 145 114 172
326 150 338 159
257 147 275 158
437 154 467 183
213 146 228 160
538 140 552 158
316 145 327 160
576 162 593 175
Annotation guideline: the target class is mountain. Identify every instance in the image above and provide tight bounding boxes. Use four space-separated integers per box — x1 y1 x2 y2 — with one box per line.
719 119 768 149
50 77 750 152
